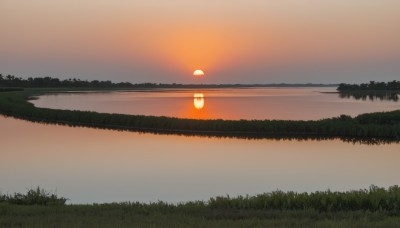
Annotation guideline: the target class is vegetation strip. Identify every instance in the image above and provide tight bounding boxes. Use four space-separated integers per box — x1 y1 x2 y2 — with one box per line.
1 186 400 227
0 89 400 143
337 80 400 92
0 74 336 88
336 81 400 102
1 185 400 212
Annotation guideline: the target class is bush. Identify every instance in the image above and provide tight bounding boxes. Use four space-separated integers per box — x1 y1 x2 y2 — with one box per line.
0 187 67 206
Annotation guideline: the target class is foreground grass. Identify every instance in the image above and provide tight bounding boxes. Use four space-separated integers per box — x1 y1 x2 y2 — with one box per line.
2 205 400 227
0 88 400 143
1 186 400 227
0 87 23 92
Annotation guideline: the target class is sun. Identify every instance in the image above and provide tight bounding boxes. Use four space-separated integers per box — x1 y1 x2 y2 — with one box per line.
193 70 204 77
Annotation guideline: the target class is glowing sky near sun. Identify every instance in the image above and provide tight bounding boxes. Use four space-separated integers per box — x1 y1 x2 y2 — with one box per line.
0 0 399 83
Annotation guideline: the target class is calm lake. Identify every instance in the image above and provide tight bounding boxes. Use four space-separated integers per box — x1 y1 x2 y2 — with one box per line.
1 87 399 204
31 87 399 120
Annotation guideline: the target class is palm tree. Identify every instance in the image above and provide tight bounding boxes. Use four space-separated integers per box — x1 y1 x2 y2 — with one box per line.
388 80 400 91
6 75 14 81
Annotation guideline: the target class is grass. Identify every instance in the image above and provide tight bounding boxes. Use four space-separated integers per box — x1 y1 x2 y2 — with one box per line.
1 186 400 227
0 87 23 92
0 88 400 144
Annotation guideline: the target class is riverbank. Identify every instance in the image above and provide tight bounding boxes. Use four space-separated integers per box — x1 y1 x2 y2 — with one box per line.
0 88 399 144
1 186 400 227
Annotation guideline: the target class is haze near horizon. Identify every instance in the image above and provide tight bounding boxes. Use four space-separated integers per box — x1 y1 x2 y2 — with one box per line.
1 0 399 84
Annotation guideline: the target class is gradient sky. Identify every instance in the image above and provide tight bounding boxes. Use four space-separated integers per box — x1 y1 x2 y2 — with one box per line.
1 0 400 84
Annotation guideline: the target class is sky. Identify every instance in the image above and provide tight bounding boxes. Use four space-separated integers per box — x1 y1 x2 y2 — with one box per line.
1 0 400 84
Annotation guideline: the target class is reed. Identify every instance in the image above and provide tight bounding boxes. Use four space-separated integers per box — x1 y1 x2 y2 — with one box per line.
1 186 400 227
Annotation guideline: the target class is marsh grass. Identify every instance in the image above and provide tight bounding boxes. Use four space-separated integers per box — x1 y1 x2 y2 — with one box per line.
1 186 400 227
208 185 400 212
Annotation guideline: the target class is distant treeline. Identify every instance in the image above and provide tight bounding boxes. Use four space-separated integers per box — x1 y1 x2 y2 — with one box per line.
337 81 400 92
1 89 399 143
0 74 336 88
0 74 134 88
336 81 400 102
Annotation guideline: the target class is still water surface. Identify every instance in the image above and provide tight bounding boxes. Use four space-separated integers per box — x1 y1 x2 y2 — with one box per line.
31 87 399 120
1 116 399 204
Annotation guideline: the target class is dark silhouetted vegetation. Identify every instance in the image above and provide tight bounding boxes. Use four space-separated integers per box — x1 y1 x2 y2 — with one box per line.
208 185 400 212
337 80 400 92
0 73 336 89
336 81 400 102
0 89 399 144
1 186 400 227
0 187 67 206
0 74 134 88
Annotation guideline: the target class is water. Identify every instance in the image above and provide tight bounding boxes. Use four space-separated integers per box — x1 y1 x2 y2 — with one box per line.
31 87 399 120
1 116 399 204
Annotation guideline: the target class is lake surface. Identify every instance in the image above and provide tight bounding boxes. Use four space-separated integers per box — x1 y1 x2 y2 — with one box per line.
31 87 399 120
1 116 399 204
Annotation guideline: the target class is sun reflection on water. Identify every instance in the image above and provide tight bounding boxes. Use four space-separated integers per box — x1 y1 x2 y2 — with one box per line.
193 93 204 110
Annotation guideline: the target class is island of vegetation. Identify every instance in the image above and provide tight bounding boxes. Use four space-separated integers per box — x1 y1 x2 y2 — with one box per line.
337 80 400 92
1 74 400 144
1 186 400 227
337 81 400 101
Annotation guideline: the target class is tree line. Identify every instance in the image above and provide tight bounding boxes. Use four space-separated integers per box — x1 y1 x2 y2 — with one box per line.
0 74 135 88
337 81 400 92
0 73 336 88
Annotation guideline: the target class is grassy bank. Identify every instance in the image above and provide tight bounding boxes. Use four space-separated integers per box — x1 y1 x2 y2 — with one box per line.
1 186 400 227
0 89 399 143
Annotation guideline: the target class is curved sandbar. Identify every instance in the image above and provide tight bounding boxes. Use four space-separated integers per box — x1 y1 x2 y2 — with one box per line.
1 88 399 144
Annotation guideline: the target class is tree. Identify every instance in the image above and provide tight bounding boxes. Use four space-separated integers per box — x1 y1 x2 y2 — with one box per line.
6 75 15 81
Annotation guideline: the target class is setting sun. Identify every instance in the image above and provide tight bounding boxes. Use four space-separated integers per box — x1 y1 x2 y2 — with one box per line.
193 70 204 77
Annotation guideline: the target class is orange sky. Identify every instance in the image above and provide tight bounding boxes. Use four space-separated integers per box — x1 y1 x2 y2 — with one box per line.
1 0 400 83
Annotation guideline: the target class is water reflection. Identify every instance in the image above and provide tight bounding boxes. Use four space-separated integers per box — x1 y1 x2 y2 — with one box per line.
339 92 399 102
193 93 205 110
1 116 400 204
2 114 398 145
31 88 400 120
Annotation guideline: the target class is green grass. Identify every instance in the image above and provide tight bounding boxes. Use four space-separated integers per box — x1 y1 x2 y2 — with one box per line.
0 87 23 92
2 205 400 227
1 186 400 227
0 88 400 144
